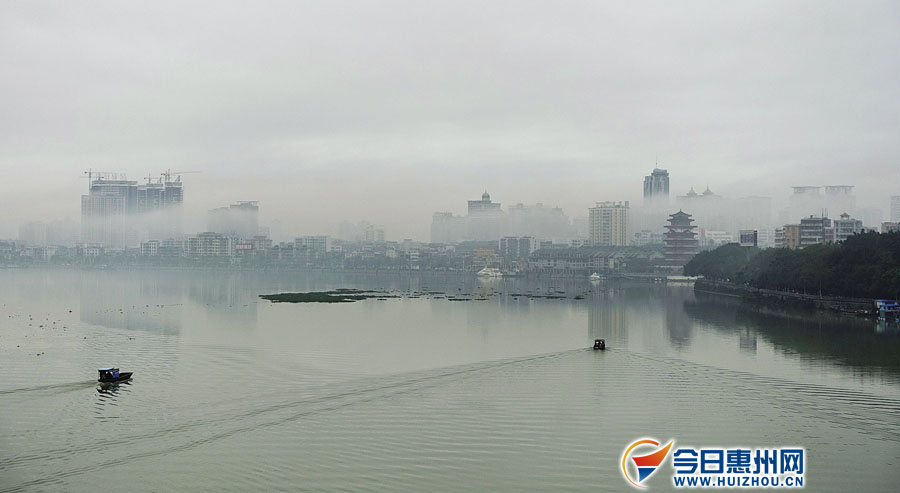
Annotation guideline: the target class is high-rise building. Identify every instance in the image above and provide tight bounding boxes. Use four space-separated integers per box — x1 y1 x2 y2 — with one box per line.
643 168 670 206
135 177 184 240
663 210 699 266
824 186 856 217
430 212 466 244
468 190 502 215
80 172 185 248
466 191 504 241
588 201 629 246
782 185 857 225
506 203 572 239
891 196 900 222
81 193 126 248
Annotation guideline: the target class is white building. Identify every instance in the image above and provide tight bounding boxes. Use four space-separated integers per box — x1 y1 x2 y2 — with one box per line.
699 230 733 250
588 201 629 246
833 213 862 242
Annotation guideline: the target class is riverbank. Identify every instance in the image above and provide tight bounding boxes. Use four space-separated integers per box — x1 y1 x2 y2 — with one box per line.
694 278 874 315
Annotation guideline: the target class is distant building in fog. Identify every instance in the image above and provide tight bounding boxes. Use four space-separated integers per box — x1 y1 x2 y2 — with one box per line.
295 235 330 254
466 191 504 241
506 203 571 239
588 201 629 246
632 229 663 246
80 173 185 248
18 221 48 246
892 196 900 222
430 191 574 244
208 201 259 239
81 192 127 248
782 185 857 224
859 207 883 229
430 212 465 243
643 168 670 206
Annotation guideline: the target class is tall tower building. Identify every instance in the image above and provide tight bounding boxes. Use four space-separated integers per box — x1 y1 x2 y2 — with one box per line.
663 210 699 267
643 168 670 207
891 195 900 222
588 201 630 246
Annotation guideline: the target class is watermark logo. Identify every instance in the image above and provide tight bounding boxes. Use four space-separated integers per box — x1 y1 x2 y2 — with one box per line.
621 438 805 489
621 438 674 488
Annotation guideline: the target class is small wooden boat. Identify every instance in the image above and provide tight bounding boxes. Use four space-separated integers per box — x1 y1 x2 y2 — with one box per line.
593 339 606 350
98 368 133 383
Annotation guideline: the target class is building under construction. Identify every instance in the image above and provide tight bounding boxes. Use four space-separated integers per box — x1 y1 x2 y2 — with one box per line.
81 171 188 249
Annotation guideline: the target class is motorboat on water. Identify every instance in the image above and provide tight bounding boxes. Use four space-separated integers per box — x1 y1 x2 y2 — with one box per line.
98 368 133 383
589 272 605 281
477 267 503 278
593 339 606 350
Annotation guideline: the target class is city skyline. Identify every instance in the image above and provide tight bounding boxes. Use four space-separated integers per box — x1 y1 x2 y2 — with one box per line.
9 167 894 246
2 1 899 239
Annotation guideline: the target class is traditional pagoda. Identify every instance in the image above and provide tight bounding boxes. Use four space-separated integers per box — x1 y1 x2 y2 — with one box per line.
664 210 699 267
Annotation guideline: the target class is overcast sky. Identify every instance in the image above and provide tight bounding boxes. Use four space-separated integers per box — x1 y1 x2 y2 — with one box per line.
2 1 898 239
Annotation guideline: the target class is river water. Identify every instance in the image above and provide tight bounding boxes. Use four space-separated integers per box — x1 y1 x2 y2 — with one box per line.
1 269 899 491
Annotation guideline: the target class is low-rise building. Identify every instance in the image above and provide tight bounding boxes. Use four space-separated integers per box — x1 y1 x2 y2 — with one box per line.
739 230 758 247
833 213 863 242
186 232 233 257
141 240 160 256
799 216 832 248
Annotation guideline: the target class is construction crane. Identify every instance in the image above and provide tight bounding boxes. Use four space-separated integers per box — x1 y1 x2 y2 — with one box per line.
144 173 163 185
161 169 201 183
81 169 125 190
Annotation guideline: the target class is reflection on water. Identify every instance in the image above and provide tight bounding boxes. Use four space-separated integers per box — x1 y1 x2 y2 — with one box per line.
80 271 183 334
685 292 900 373
739 328 758 353
1 269 899 492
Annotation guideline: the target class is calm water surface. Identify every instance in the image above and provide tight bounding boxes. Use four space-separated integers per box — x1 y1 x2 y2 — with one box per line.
2 269 899 491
